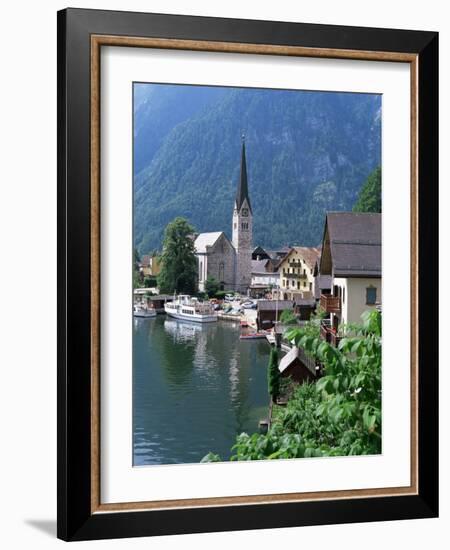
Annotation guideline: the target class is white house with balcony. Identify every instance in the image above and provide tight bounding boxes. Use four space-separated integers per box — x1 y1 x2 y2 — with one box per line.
319 212 382 334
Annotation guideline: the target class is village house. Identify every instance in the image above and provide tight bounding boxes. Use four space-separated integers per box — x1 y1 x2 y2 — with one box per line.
194 138 253 294
140 254 161 277
252 245 290 263
318 212 381 343
277 246 320 301
249 258 280 298
313 257 332 304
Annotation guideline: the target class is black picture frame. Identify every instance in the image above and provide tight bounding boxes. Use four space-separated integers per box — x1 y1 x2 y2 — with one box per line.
57 7 438 541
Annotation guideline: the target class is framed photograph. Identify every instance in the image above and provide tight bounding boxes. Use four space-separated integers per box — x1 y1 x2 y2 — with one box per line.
57 8 438 541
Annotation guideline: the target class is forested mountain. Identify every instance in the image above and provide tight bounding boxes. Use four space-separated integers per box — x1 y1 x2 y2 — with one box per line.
353 167 382 213
134 84 381 253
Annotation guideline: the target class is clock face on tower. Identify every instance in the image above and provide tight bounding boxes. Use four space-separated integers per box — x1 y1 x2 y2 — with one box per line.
242 208 249 217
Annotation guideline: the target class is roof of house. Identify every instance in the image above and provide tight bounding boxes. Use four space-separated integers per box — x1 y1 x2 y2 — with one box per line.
251 259 269 273
194 232 226 254
293 298 316 307
278 347 300 374
282 246 320 268
314 275 333 299
323 212 381 277
257 300 294 311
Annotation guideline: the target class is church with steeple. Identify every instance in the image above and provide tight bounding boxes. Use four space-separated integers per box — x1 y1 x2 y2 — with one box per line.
194 137 253 294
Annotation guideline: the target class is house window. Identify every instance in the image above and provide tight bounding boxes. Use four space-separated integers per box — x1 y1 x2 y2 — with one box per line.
366 286 377 305
297 281 300 289
199 261 203 282
343 287 345 304
219 262 224 282
291 280 295 287
309 282 312 291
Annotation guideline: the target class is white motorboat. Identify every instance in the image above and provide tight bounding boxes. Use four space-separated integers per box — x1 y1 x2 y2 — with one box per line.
133 304 157 318
164 295 217 323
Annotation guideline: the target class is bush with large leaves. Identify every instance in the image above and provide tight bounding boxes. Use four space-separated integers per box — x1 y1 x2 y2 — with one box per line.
203 309 381 461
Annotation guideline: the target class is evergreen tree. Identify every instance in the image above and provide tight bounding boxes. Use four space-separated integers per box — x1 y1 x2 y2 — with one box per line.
205 276 220 298
157 217 198 294
133 248 142 289
268 346 280 403
353 166 382 213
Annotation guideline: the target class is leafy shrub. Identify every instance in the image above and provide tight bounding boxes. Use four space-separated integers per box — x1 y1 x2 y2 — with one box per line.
279 309 298 325
203 310 382 461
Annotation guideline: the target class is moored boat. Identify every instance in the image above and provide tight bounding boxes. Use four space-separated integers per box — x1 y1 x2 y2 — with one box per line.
164 295 217 323
133 304 157 318
239 331 268 340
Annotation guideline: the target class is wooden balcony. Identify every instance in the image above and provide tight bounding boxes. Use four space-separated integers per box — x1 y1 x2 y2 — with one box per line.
320 322 343 348
320 294 341 313
283 272 307 279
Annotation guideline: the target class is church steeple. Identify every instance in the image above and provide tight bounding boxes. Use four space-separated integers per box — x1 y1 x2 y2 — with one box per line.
235 135 252 213
232 135 253 292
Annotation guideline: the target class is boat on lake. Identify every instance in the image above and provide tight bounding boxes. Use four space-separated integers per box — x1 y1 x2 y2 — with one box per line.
239 331 268 340
164 295 218 323
133 304 157 318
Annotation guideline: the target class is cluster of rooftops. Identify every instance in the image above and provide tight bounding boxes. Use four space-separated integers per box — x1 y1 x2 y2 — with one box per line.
252 211 381 280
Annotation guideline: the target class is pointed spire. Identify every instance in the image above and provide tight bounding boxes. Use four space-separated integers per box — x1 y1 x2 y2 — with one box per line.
235 134 252 213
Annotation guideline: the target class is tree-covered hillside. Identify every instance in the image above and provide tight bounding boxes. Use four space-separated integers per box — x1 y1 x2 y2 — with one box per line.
353 166 382 213
134 84 381 253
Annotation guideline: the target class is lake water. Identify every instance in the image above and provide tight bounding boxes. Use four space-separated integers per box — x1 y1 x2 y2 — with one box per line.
133 315 270 466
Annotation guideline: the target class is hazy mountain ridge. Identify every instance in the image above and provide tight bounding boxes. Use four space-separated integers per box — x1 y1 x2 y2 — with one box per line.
134 85 381 253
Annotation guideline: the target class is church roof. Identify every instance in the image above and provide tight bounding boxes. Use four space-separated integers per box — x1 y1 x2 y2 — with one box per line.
235 139 252 213
194 231 226 253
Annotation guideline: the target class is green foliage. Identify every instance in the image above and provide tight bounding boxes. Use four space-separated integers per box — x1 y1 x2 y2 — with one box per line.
205 276 220 298
267 347 280 403
143 276 157 288
134 85 381 252
279 309 298 325
202 310 382 462
157 217 198 294
353 166 381 213
200 452 222 463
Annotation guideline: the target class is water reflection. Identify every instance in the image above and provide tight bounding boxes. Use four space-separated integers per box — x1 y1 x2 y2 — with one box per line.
133 316 270 465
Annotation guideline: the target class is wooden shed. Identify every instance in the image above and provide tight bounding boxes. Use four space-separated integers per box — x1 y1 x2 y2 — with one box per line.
256 300 294 330
278 346 318 384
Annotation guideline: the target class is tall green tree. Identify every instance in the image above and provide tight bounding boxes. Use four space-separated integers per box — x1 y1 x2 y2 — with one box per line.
353 166 382 213
157 217 198 294
205 276 220 298
268 347 280 403
133 248 142 289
